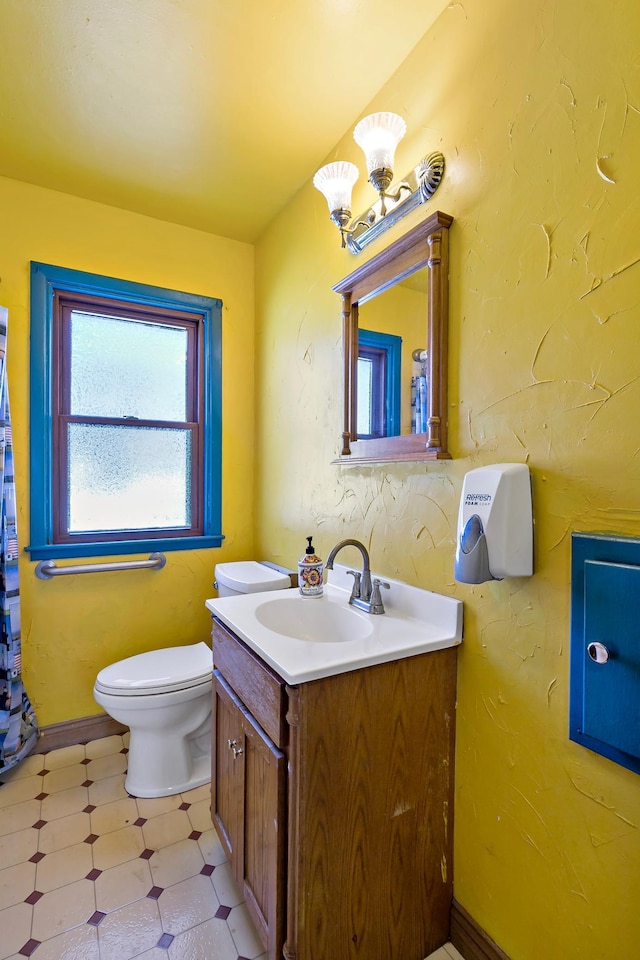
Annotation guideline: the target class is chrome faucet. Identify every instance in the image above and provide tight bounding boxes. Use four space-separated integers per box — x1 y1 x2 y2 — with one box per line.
325 539 390 614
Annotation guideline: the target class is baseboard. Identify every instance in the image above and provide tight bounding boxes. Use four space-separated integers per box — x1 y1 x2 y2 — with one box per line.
32 713 128 754
450 900 511 960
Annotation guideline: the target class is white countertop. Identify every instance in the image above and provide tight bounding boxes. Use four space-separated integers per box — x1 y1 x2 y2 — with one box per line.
205 564 463 684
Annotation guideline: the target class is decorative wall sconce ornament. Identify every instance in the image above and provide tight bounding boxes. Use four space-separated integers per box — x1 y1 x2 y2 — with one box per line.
313 112 445 254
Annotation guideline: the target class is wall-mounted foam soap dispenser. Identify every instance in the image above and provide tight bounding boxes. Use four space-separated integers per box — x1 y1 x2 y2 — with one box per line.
454 463 533 584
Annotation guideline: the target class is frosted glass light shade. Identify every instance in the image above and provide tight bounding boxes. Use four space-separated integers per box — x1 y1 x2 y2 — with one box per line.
353 112 406 175
313 161 359 214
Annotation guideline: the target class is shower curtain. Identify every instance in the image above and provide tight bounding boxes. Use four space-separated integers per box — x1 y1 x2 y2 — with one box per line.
0 306 39 772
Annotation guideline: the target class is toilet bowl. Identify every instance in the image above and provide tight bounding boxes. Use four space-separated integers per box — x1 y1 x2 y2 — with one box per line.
94 563 292 798
93 642 213 799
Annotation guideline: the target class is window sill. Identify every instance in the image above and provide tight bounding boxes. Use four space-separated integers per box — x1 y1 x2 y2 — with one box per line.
25 534 224 561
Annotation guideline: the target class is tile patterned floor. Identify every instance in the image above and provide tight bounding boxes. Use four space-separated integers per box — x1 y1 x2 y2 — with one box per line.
0 733 466 960
0 734 266 960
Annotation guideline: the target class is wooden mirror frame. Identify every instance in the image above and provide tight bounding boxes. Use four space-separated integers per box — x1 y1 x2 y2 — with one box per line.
333 210 453 463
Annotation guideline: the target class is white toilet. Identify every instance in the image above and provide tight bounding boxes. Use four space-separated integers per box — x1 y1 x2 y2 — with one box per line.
94 562 291 799
94 642 213 799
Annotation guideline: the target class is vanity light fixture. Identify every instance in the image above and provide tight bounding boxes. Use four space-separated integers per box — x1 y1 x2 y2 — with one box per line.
313 112 445 254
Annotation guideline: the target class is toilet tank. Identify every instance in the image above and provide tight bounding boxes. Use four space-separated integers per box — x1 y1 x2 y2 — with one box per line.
215 561 292 597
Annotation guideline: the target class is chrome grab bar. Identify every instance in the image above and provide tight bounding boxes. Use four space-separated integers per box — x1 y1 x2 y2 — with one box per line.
35 552 166 580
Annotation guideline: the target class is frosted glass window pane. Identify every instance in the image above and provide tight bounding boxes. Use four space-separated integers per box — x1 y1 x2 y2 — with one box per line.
357 358 373 436
68 424 191 532
70 312 188 420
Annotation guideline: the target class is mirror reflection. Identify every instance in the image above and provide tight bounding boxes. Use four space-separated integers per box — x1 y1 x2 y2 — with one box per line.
356 267 428 439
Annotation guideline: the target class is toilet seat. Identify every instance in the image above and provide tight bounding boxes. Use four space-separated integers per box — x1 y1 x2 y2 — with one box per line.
95 642 212 697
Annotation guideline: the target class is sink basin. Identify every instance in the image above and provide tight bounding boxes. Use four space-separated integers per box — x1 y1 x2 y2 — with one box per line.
206 563 463 684
254 595 373 643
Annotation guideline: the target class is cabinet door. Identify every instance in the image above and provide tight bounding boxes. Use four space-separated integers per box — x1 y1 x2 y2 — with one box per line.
240 702 286 960
212 671 244 876
212 669 287 960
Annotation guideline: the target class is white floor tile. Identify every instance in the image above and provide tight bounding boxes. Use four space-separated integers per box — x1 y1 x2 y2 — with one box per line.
157 874 219 935
0 752 44 782
444 944 467 960
227 901 265 958
0 901 34 959
425 945 466 960
167 916 238 960
42 743 86 771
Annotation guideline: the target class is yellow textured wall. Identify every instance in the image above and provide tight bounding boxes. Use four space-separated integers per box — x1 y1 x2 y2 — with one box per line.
1 175 255 726
255 0 640 957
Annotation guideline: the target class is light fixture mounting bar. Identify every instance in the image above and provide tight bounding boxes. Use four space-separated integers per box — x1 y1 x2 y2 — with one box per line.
346 151 445 254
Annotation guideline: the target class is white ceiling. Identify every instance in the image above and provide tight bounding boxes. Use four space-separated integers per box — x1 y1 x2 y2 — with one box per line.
0 0 448 242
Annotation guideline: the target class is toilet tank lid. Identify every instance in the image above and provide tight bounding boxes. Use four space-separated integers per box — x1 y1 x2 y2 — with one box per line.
215 561 291 593
96 642 212 692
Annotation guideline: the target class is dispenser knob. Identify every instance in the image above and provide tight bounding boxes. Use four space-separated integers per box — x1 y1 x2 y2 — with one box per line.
587 642 610 664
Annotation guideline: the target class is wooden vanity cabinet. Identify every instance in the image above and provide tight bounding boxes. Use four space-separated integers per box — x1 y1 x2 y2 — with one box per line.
211 617 457 960
212 620 288 959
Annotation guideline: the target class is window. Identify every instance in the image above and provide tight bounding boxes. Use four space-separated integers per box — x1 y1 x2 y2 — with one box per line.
28 263 223 559
356 330 401 439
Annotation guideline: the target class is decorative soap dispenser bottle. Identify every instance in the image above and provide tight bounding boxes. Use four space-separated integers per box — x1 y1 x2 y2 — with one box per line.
298 536 324 598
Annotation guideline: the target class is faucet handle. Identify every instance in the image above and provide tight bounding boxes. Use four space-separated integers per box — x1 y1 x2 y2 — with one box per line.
346 569 362 600
370 578 391 614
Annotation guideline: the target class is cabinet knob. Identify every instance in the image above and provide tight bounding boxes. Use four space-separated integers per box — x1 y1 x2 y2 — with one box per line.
587 641 610 664
227 738 243 758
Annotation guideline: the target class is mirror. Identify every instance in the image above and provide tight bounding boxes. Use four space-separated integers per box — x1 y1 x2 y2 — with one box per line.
333 211 453 463
356 267 428 438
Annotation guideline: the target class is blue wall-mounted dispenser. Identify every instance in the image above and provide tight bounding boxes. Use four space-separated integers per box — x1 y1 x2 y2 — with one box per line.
570 533 640 775
454 463 533 584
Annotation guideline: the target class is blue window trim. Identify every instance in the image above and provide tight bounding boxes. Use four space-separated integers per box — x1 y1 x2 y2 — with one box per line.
27 262 224 560
358 329 402 437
